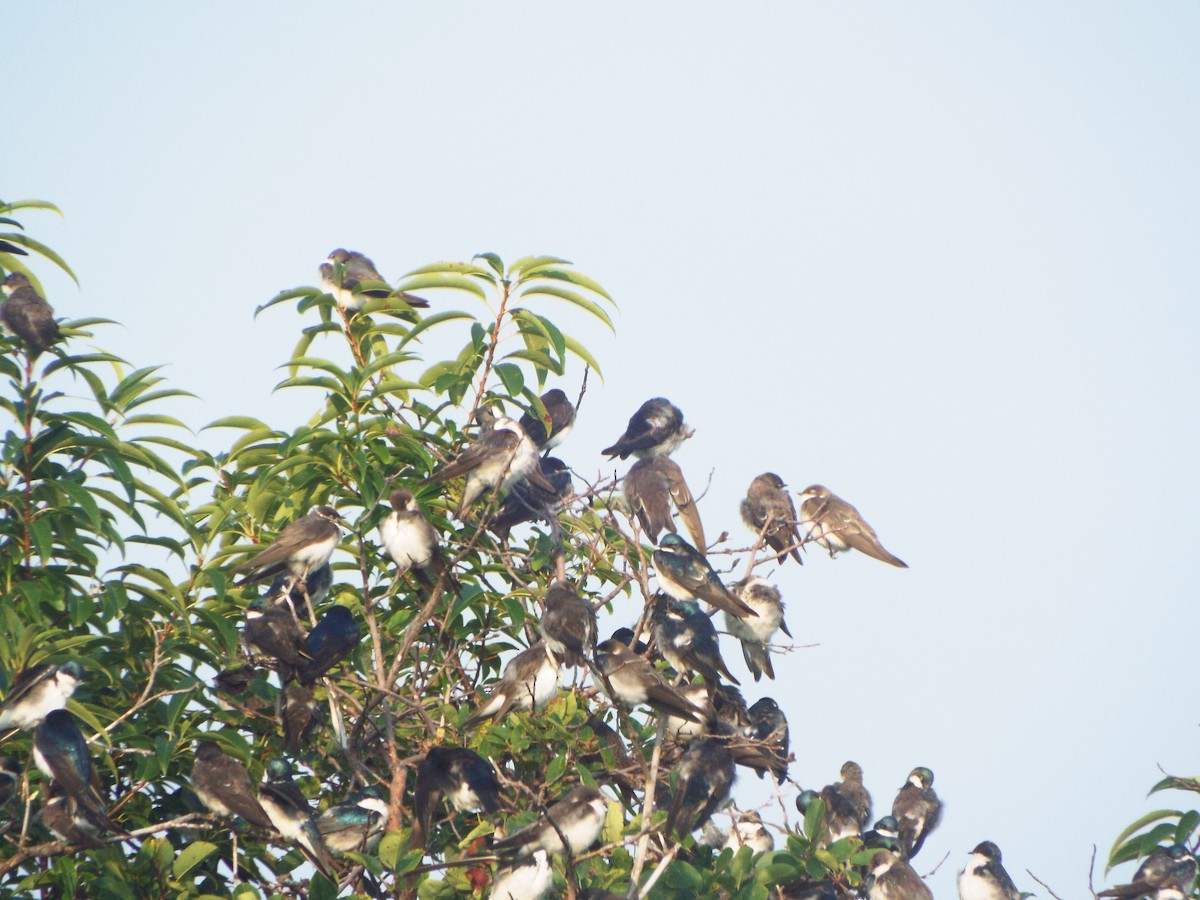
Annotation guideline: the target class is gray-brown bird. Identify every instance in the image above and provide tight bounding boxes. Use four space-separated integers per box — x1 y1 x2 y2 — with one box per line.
624 456 706 548
867 849 932 900
235 507 343 594
319 248 429 313
593 638 704 723
378 488 439 575
422 416 546 518
191 741 275 831
797 485 907 568
891 766 941 860
519 388 576 451
1 273 61 355
741 473 803 564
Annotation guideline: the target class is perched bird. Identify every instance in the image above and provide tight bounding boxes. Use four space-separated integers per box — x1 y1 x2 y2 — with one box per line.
593 638 703 723
0 755 18 807
422 416 546 518
278 682 321 753
863 816 903 854
268 563 333 610
236 507 343 594
725 577 790 682
664 684 715 743
489 456 573 540
623 456 706 548
959 841 1021 900
666 738 735 839
414 746 502 843
316 787 389 854
243 597 309 681
653 534 757 619
741 473 804 564
257 758 337 881
797 485 907 568
464 644 560 729
602 397 694 459
652 597 739 686
298 604 361 685
710 683 750 732
491 849 554 900
743 697 789 784
1098 844 1197 900
495 785 609 859
866 849 933 900
319 248 408 313
891 767 941 860
519 388 576 451
0 660 85 734
540 583 597 668
831 761 872 833
723 811 775 854
608 627 650 657
1 272 61 355
41 784 106 848
191 741 275 830
377 488 439 576
33 710 120 835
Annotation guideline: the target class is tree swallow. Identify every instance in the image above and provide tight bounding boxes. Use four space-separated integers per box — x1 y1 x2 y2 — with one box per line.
0 660 85 735
490 848 553 900
666 738 735 839
866 849 932 900
608 627 650 657
797 485 907 568
519 388 576 451
831 760 872 833
494 784 609 859
278 682 321 753
652 597 739 686
33 709 120 836
315 786 389 854
603 397 694 460
891 766 941 860
723 811 774 854
191 740 275 831
743 696 789 784
378 488 439 576
796 788 861 843
464 643 560 729
725 577 791 682
257 757 337 882
1098 844 1197 900
1 272 61 356
653 534 757 619
664 684 715 743
414 746 502 843
624 456 706 549
236 506 343 594
958 841 1021 900
422 416 546 518
863 816 902 854
298 604 361 685
741 473 804 564
320 248 428 313
540 583 597 668
243 596 310 681
593 638 703 723
41 784 107 848
489 456 573 541
710 683 750 732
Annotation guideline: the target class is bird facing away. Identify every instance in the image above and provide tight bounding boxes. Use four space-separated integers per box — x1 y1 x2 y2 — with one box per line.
243 596 310 681
490 848 554 900
867 849 933 900
236 507 343 592
593 638 704 723
602 397 694 459
464 643 560 729
653 597 739 686
191 741 275 830
278 682 321 753
489 456 573 540
666 738 735 839
494 785 609 859
741 472 804 564
743 696 789 784
1098 844 1197 900
539 583 597 668
653 533 758 619
518 388 576 451
623 456 706 548
414 746 502 843
891 766 941 860
725 577 791 682
316 787 388 854
298 604 361 685
257 758 337 881
1 272 62 355
422 416 544 518
0 660 85 733
377 488 439 574
33 710 121 836
958 841 1021 900
831 760 872 832
797 485 907 568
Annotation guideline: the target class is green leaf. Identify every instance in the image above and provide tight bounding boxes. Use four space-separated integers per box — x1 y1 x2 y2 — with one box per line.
377 830 404 869
0 232 77 283
518 265 614 303
394 273 488 299
173 841 219 879
494 362 524 397
1107 809 1182 869
519 286 615 331
563 333 603 379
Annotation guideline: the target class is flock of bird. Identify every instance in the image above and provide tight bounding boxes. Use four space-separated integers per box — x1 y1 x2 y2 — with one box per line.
0 250 1190 899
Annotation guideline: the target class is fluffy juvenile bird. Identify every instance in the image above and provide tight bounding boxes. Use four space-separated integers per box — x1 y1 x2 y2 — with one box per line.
1 272 61 355
726 577 791 681
422 416 546 518
493 785 609 859
624 456 706 547
866 849 932 900
235 507 343 594
191 741 275 830
891 766 941 860
741 473 803 564
539 583 597 668
797 485 907 568
377 488 439 575
464 644 560 729
602 397 694 459
593 638 703 723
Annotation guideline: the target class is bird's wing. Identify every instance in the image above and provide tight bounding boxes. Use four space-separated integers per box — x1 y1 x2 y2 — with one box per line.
424 430 520 484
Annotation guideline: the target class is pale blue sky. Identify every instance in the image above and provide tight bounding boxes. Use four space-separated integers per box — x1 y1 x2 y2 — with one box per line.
8 3 1200 896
